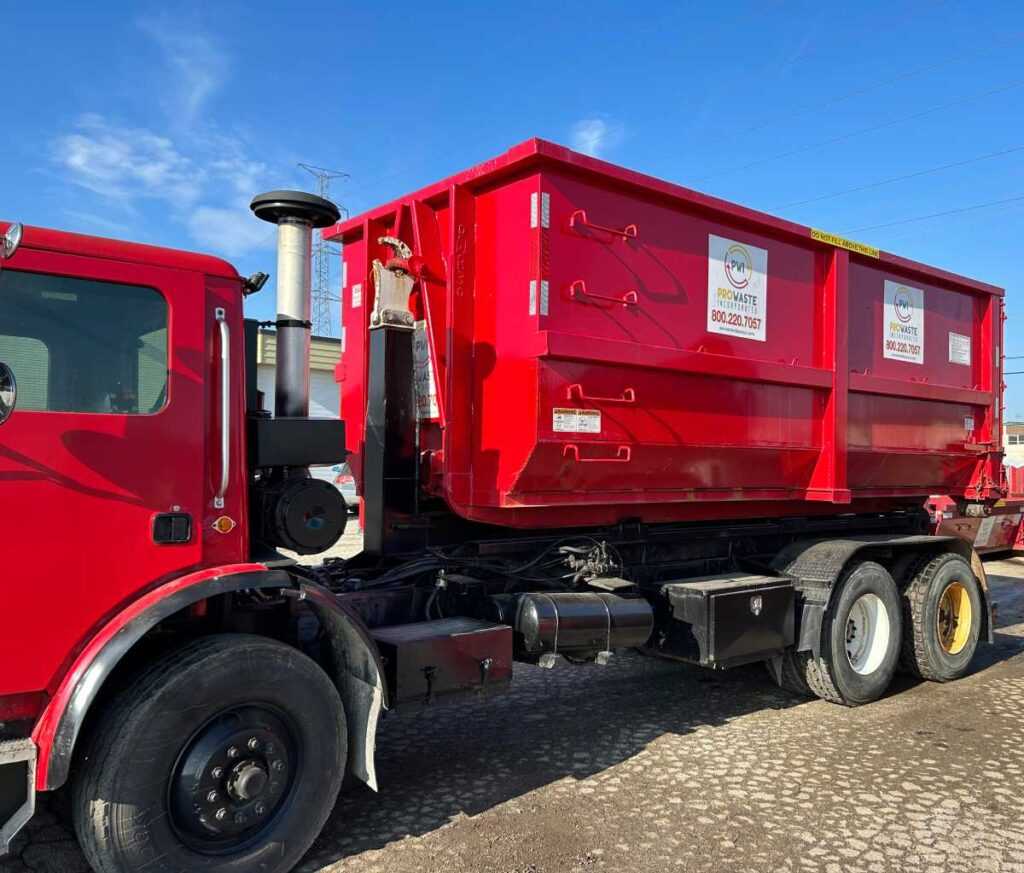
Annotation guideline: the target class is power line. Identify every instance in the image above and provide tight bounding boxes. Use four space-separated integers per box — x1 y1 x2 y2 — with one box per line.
776 144 1024 210
844 193 1024 234
695 78 1024 183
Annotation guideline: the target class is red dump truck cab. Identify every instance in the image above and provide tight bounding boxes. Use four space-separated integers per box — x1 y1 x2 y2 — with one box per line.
0 224 251 722
329 139 1004 530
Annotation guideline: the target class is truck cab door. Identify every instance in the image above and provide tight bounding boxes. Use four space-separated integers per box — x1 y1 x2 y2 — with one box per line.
0 248 245 700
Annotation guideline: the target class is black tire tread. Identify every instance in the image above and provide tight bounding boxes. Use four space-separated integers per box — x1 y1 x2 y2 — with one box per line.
772 652 813 697
794 649 845 705
72 634 341 873
793 560 899 706
900 552 974 682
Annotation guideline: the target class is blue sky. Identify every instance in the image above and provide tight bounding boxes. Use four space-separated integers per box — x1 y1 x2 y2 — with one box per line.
4 1 1024 412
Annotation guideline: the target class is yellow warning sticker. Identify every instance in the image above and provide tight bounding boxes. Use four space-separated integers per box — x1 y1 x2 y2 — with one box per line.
810 228 880 259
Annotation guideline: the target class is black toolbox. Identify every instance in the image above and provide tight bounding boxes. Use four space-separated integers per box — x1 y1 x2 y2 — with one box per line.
659 573 795 668
370 618 513 705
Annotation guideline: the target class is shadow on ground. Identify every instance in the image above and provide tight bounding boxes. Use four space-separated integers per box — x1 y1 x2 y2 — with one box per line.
297 654 797 870
295 557 1024 869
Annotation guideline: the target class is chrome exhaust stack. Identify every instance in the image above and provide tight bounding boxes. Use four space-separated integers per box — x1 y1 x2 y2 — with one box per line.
250 191 339 418
247 190 348 557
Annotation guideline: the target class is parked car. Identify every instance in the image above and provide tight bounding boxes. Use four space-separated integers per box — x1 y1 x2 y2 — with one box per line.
310 462 358 512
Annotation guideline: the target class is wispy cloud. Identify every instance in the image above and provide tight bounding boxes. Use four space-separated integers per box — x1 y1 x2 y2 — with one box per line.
50 21 272 258
54 114 203 205
189 205 272 257
570 117 624 158
138 15 228 125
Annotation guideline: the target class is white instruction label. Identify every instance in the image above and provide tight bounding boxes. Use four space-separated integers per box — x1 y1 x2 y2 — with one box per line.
707 234 767 342
351 283 363 309
883 280 924 364
553 407 601 434
412 320 439 420
949 331 971 366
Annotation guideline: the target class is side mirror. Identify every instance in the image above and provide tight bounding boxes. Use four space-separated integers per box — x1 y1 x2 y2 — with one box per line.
1 223 22 260
0 363 16 425
0 223 23 275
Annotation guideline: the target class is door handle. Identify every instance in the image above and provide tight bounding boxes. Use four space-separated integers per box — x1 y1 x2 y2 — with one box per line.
214 307 230 509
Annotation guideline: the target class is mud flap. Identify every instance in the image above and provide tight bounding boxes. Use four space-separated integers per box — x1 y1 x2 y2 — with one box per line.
299 582 389 793
339 673 384 792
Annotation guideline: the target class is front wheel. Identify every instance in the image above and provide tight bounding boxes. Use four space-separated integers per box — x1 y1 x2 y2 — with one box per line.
73 634 347 873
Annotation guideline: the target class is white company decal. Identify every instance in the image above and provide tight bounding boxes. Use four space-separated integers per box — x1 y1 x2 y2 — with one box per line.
351 283 363 309
707 234 767 342
553 408 601 434
883 281 924 364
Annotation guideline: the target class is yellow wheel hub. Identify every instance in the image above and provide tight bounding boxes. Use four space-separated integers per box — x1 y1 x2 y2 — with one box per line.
936 581 973 655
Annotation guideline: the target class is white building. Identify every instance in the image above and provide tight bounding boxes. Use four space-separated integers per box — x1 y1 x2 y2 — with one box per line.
1005 422 1024 468
255 329 341 418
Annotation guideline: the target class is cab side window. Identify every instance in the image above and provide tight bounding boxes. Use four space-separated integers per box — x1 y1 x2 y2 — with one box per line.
0 270 168 414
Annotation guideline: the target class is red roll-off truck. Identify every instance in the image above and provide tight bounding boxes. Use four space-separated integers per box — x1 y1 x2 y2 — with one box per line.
0 139 1006 873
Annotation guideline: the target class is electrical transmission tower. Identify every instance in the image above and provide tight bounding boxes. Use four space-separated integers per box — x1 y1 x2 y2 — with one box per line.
298 163 348 336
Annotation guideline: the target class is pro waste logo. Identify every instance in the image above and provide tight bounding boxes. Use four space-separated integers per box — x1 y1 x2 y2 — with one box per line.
707 234 767 342
883 280 924 364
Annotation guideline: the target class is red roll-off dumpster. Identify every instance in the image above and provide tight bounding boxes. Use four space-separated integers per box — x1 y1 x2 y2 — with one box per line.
325 138 1004 530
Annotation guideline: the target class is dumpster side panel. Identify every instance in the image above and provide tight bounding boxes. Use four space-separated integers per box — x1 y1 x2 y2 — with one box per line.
329 139 1004 530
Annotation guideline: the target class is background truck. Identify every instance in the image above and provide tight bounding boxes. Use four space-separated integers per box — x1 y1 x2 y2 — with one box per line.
0 139 1006 873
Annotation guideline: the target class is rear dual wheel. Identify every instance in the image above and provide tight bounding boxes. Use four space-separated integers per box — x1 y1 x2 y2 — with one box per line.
794 561 903 706
901 553 982 681
774 552 983 704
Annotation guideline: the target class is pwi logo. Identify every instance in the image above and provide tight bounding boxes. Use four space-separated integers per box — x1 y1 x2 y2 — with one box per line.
893 287 914 323
724 244 752 289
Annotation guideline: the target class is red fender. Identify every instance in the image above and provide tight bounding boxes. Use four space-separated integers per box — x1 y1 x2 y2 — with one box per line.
32 562 285 790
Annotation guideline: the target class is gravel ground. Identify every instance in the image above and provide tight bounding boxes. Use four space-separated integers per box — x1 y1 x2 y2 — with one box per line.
6 536 1024 873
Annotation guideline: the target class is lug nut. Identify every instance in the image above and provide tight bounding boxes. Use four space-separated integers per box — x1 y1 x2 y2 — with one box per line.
247 737 260 751
255 803 267 816
227 746 240 759
206 790 219 803
272 760 285 772
234 812 247 825
215 808 228 821
211 767 224 780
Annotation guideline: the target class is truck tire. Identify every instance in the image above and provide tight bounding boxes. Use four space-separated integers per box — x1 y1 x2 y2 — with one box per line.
900 553 982 681
796 561 902 706
765 652 813 697
72 634 347 873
